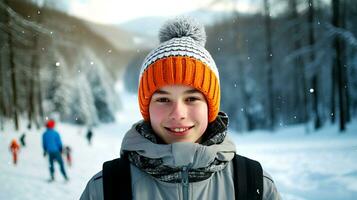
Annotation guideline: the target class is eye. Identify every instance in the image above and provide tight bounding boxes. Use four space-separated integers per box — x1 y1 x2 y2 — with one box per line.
156 97 170 103
186 96 200 102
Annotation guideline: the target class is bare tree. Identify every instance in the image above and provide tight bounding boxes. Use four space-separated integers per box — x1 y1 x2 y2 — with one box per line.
0 2 5 130
28 4 45 129
4 0 19 130
308 0 322 130
0 56 4 131
340 0 350 123
332 0 347 131
289 0 308 124
264 0 275 130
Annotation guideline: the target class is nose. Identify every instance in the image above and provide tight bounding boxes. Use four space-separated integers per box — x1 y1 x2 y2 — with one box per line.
169 101 187 121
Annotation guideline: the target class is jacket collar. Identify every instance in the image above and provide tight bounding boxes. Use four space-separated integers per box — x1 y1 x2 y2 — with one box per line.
120 112 236 169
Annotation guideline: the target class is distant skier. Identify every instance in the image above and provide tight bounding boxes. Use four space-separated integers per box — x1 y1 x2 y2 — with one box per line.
9 139 20 165
86 128 93 145
64 145 72 167
19 133 26 147
42 119 69 182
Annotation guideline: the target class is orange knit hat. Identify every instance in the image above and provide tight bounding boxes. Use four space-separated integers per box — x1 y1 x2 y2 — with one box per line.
138 17 220 122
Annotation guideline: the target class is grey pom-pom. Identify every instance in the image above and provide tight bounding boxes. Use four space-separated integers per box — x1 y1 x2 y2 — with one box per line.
159 16 207 47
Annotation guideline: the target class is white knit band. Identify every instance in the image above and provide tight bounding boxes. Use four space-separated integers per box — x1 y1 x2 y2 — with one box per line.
139 37 219 83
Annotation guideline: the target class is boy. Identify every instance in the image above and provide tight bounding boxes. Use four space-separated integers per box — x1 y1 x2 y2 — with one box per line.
80 17 281 200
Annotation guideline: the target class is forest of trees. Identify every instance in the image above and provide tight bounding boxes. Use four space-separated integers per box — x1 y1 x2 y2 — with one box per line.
0 0 134 130
1 0 356 133
204 0 357 132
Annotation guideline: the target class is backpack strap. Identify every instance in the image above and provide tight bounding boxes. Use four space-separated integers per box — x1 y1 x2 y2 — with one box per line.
102 156 132 200
102 154 262 200
233 154 263 200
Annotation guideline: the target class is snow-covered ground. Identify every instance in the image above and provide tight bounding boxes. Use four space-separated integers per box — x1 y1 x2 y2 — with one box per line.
1 92 357 200
231 123 357 200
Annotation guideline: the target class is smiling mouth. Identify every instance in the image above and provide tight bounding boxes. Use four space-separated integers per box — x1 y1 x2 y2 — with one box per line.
165 126 194 136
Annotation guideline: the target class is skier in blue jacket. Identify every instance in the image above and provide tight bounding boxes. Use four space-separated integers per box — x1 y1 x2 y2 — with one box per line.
42 119 69 181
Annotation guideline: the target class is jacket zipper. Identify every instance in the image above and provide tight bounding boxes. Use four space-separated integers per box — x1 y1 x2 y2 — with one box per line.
181 166 189 200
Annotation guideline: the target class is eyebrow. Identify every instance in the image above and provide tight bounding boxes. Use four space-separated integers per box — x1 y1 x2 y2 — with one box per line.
154 89 200 95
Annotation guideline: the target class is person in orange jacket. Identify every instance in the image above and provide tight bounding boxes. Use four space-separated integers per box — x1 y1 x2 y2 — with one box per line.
9 139 20 165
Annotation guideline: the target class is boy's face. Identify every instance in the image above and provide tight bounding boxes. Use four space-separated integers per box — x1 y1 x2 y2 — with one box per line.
149 84 208 144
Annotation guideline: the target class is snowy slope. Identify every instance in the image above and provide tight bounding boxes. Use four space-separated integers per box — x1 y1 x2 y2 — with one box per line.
1 92 357 200
231 123 357 200
0 122 125 200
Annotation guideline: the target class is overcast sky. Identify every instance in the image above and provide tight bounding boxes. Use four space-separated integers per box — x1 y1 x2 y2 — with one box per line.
67 0 260 24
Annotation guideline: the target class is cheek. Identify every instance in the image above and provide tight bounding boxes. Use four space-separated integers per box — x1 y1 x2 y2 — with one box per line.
149 104 166 126
191 104 208 130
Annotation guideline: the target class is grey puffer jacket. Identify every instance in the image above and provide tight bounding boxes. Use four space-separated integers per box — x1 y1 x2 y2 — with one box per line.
80 122 281 200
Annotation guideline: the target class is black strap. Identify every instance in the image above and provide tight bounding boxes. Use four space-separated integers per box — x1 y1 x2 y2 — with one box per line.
233 154 263 200
103 154 262 200
102 156 132 200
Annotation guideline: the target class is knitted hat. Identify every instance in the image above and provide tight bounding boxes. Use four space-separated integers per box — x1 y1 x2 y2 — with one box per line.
138 17 220 122
46 119 55 129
